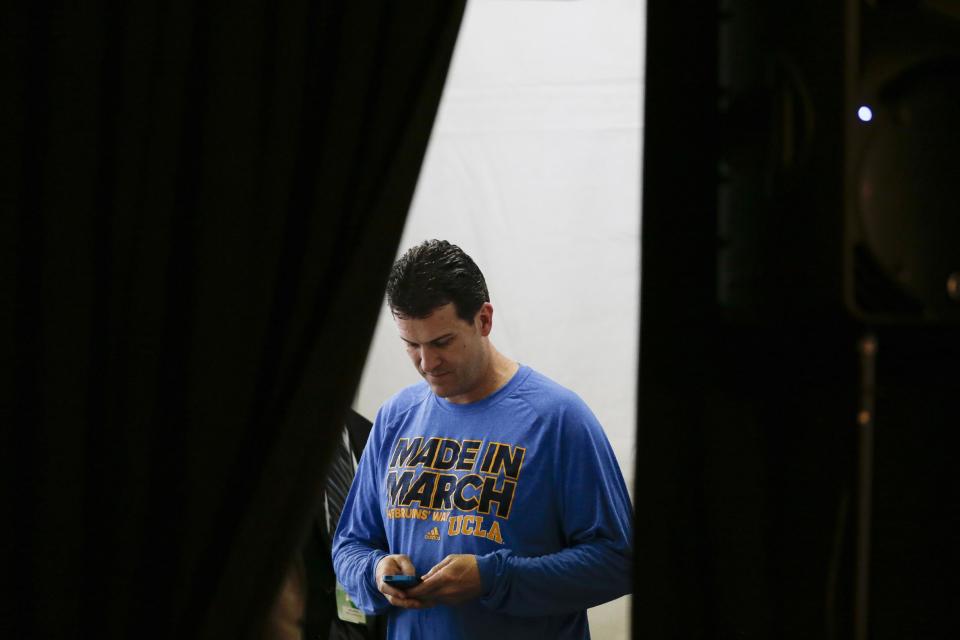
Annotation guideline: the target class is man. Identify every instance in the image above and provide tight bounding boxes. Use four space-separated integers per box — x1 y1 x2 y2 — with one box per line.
332 240 632 639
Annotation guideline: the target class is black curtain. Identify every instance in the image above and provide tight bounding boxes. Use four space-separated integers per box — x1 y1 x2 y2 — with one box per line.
638 2 960 638
1 2 466 639
634 2 721 635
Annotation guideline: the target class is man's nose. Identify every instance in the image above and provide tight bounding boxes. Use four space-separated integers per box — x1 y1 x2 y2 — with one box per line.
420 346 441 373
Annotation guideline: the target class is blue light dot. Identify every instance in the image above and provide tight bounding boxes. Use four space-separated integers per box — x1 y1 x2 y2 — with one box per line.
857 106 873 122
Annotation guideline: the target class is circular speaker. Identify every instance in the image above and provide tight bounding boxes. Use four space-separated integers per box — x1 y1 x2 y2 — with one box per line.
857 58 960 318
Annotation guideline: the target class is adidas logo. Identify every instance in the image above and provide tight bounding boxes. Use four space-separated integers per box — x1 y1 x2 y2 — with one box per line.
424 526 441 541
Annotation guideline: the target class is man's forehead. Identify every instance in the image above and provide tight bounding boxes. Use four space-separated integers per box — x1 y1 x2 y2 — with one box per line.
391 301 455 321
394 304 467 341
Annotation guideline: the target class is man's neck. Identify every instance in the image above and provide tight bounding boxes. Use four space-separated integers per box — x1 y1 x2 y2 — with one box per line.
485 346 520 396
443 345 519 405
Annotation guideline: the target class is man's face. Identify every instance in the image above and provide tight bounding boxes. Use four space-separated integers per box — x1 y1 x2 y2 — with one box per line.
394 302 491 404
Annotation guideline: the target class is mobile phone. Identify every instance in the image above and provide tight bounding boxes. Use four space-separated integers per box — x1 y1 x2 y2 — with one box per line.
383 574 421 589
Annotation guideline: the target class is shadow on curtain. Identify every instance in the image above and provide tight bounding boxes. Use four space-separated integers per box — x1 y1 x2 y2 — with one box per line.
0 2 466 638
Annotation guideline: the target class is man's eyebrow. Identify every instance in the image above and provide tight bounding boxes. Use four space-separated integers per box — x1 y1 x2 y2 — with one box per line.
401 334 454 346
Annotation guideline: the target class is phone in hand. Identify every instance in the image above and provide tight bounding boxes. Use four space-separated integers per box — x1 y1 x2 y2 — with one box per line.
383 574 421 590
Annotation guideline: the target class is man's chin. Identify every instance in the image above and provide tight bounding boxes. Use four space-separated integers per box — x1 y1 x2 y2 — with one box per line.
424 376 454 397
427 382 450 397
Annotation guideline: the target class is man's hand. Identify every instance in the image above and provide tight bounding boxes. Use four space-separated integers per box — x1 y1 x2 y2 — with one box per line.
375 554 426 609
405 554 482 606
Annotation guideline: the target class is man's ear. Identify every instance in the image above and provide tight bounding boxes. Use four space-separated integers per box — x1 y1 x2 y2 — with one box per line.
475 302 494 337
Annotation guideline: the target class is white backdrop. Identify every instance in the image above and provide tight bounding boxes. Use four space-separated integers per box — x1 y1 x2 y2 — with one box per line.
353 1 643 637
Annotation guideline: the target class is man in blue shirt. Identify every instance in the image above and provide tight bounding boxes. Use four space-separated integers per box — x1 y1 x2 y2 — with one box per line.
332 240 632 639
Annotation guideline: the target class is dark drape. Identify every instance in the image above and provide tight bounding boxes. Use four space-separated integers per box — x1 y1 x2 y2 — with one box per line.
0 2 466 639
638 2 959 638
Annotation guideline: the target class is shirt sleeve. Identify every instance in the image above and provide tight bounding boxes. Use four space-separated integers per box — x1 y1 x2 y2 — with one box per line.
331 412 392 615
475 401 633 616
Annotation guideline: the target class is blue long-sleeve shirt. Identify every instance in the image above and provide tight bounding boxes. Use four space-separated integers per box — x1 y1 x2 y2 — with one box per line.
332 365 633 639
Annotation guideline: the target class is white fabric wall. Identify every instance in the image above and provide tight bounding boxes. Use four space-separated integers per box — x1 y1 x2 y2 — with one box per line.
354 1 643 637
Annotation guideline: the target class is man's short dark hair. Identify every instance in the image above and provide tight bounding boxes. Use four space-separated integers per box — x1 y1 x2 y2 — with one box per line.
386 240 489 322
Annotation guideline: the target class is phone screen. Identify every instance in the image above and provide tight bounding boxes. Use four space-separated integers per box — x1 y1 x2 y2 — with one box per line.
383 575 421 589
